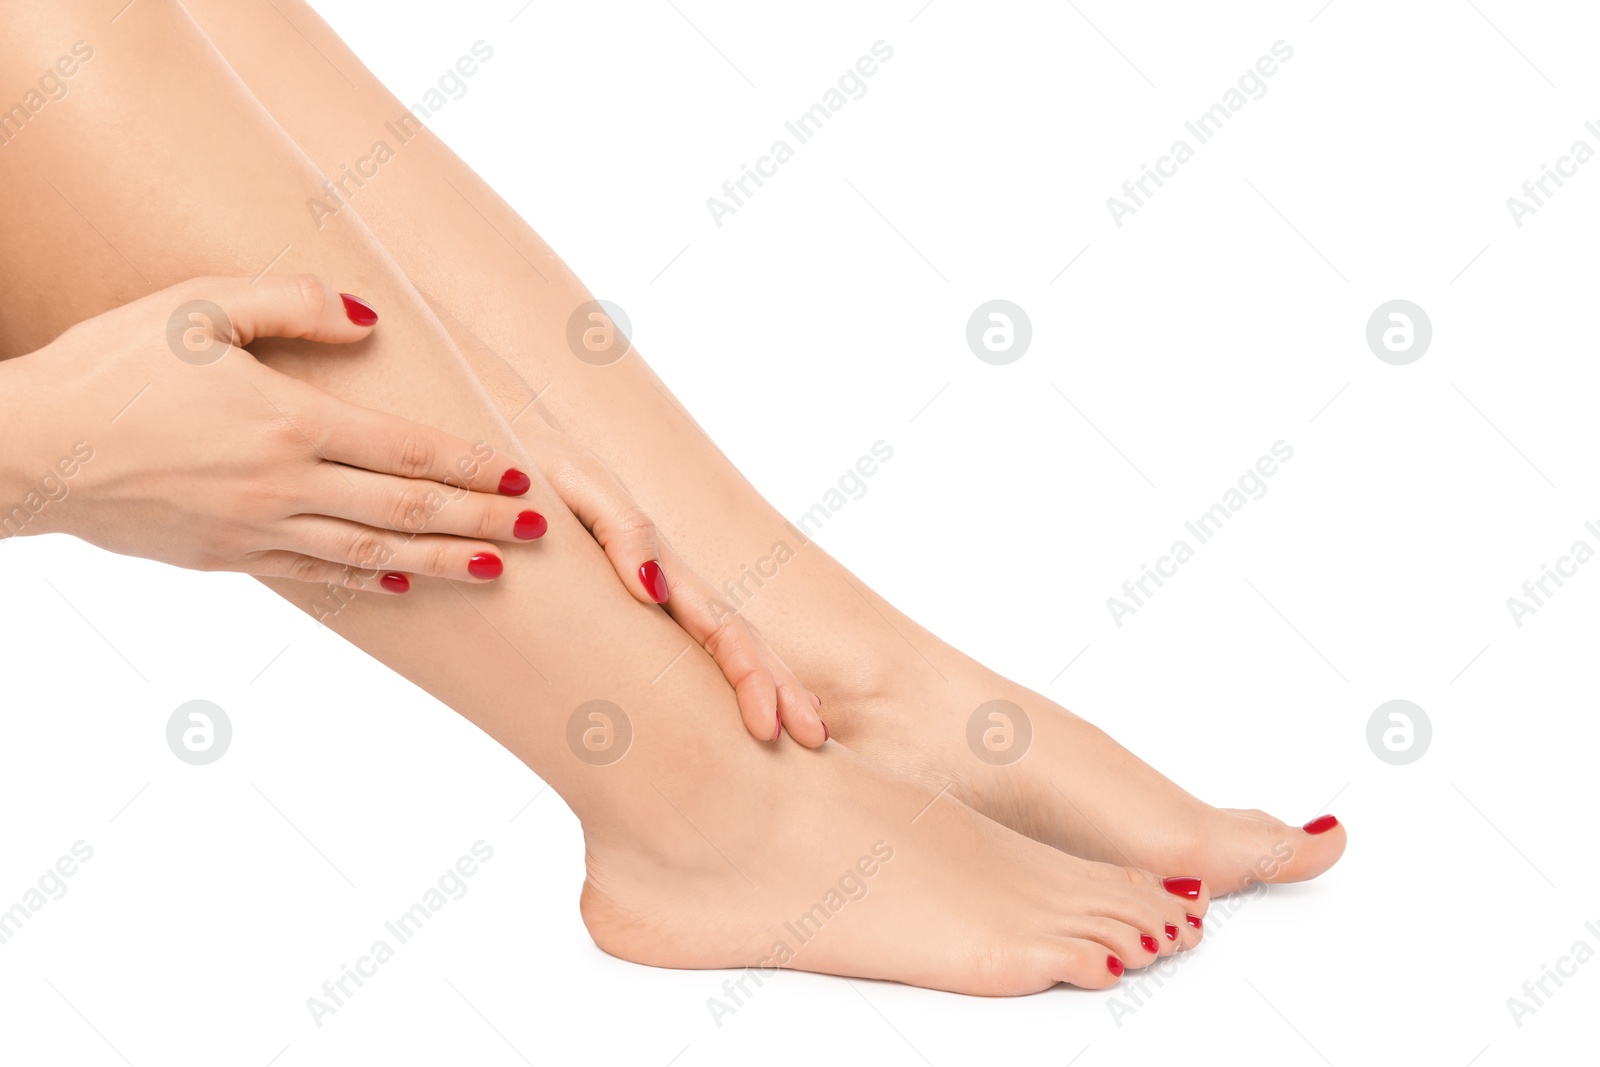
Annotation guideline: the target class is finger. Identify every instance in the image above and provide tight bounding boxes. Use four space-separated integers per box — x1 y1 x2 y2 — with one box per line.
302 386 531 498
541 448 669 606
747 624 828 747
280 516 507 583
304 465 548 543
243 550 411 594
696 603 783 743
656 546 827 746
175 273 380 347
539 445 826 743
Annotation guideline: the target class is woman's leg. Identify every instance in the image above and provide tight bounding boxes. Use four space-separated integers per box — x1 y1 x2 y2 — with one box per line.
175 0 1345 892
0 0 1208 991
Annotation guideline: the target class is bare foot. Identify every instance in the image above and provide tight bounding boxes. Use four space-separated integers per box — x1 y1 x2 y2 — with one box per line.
824 639 1346 896
577 721 1208 995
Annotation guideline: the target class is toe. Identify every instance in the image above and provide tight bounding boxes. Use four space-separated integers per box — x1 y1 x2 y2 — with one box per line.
1045 937 1129 990
1061 916 1165 967
1178 808 1347 893
1086 872 1201 954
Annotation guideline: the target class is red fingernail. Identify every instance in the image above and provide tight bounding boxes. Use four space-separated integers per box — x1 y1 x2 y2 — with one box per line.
640 560 668 604
1302 814 1339 835
498 468 531 496
340 293 378 326
1186 914 1202 931
1162 876 1203 900
1140 934 1159 954
468 553 503 579
380 572 409 593
514 509 548 540
1164 923 1178 941
1106 955 1124 977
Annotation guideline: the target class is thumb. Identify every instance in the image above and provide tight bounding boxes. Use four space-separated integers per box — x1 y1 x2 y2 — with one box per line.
172 273 379 349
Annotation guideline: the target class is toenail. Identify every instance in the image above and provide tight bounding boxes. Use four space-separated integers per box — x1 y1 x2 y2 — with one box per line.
1140 934 1159 954
771 717 782 742
1106 955 1124 977
1164 923 1178 941
821 721 829 742
1162 876 1203 900
1302 813 1339 835
1186 913 1202 931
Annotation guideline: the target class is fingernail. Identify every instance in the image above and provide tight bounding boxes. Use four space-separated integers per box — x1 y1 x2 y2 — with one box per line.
1164 923 1178 941
771 718 782 742
1186 914 1202 931
1162 876 1203 900
1140 934 1159 955
514 509 548 540
639 560 669 604
468 553 503 579
1302 813 1339 835
1106 955 1124 977
340 293 378 326
380 572 409 593
498 468 531 496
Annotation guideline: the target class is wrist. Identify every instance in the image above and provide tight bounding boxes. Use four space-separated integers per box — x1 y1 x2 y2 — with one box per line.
0 349 94 540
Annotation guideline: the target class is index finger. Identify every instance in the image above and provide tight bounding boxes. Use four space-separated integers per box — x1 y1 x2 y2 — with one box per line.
310 390 531 497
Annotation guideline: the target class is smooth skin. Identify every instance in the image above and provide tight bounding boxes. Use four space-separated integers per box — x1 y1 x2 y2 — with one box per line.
0 275 822 739
175 0 1350 892
0 0 1208 992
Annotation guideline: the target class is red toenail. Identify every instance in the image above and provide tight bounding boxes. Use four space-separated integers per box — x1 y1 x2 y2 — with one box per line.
1106 955 1124 977
1302 813 1339 835
1186 914 1202 931
1164 923 1178 941
1162 876 1202 900
1140 934 1159 954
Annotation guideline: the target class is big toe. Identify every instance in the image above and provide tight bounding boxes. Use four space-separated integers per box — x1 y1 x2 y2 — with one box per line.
1185 809 1347 894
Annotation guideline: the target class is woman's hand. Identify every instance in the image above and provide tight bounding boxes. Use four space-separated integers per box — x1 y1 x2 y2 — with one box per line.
521 404 829 748
3 273 827 745
2 275 543 591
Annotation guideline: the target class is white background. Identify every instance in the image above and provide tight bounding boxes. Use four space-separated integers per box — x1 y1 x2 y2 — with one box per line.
3 1 1598 1064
